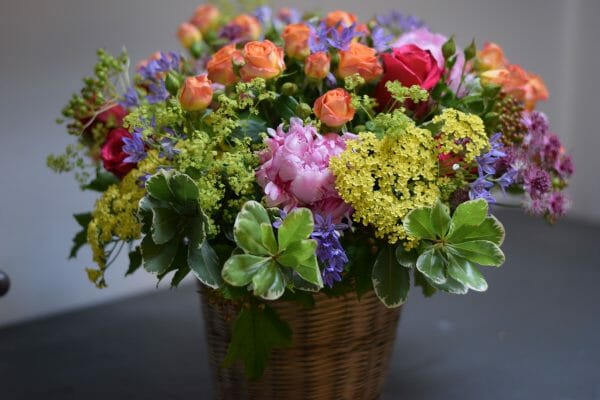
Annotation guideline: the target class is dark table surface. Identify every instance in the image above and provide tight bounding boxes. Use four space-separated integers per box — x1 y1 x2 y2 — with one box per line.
1 210 600 400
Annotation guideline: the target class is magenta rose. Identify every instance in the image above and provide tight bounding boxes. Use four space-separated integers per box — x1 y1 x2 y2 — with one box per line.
375 44 443 110
100 128 136 178
393 28 466 93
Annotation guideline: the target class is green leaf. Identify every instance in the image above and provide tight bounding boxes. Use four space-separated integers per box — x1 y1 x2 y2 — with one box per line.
414 269 437 297
126 246 142 276
277 95 300 121
416 248 447 284
151 207 180 245
222 254 271 287
168 172 199 204
448 240 505 267
251 260 287 300
292 252 322 288
141 235 179 274
74 212 92 228
447 253 488 292
428 275 468 294
81 168 118 192
145 171 174 203
403 207 437 240
233 201 271 255
223 304 292 380
430 200 451 238
188 240 223 289
448 215 505 245
186 214 208 251
69 212 92 259
232 112 268 143
170 263 191 287
396 245 418 268
450 199 488 232
277 239 317 268
346 244 374 297
290 271 321 292
277 208 314 251
260 223 278 255
372 245 410 308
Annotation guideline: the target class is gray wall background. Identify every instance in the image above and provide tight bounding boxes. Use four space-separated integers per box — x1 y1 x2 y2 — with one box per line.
0 0 597 326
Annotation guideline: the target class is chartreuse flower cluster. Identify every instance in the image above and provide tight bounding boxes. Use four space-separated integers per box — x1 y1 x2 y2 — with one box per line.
330 111 440 245
50 1 574 381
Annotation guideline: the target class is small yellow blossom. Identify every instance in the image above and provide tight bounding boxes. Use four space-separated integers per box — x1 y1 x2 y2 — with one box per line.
433 108 489 162
330 123 440 244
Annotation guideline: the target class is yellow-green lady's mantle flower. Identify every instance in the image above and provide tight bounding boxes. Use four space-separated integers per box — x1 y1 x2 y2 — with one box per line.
330 123 440 244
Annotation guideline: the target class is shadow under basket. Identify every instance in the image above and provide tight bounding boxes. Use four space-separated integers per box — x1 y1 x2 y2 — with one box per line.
199 285 402 400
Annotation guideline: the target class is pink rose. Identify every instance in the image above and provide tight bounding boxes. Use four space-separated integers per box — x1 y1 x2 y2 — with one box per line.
256 118 354 221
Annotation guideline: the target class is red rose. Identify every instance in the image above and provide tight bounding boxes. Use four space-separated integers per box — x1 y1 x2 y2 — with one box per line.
100 128 136 178
375 44 443 110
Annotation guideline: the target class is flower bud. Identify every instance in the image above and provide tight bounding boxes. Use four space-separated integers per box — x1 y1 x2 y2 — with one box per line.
464 39 477 61
304 52 331 80
295 103 313 119
282 23 311 60
313 88 355 128
281 82 298 96
165 72 181 96
190 4 221 34
442 35 456 60
177 22 202 49
179 75 213 112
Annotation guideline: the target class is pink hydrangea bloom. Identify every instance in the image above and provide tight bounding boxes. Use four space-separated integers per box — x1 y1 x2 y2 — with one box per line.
256 118 354 221
393 27 465 94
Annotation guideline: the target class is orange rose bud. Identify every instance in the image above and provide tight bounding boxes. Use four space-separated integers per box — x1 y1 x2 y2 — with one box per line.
337 42 383 82
240 40 286 81
314 88 356 128
305 52 331 80
477 42 508 71
282 23 311 60
179 75 213 112
207 44 240 86
177 22 201 49
324 10 357 30
229 14 262 42
190 3 220 34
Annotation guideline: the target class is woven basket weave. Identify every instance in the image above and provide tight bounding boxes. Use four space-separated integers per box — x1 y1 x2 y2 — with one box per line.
199 286 402 400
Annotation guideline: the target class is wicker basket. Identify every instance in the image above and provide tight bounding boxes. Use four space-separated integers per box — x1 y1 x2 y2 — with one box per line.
199 285 402 400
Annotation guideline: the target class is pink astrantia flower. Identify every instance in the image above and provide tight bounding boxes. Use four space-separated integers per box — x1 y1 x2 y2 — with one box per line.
256 118 355 221
393 27 465 94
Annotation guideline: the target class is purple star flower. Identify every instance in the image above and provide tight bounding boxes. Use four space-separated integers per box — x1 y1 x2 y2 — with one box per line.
376 11 425 32
219 24 244 42
146 81 169 104
469 175 496 205
327 23 363 51
311 214 350 288
476 133 506 176
309 22 331 53
122 130 147 163
159 137 181 160
254 5 272 26
139 52 181 81
120 86 139 108
371 26 394 52
496 169 517 194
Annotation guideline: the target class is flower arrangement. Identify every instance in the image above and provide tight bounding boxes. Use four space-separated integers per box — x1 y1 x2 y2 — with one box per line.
49 1 574 379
